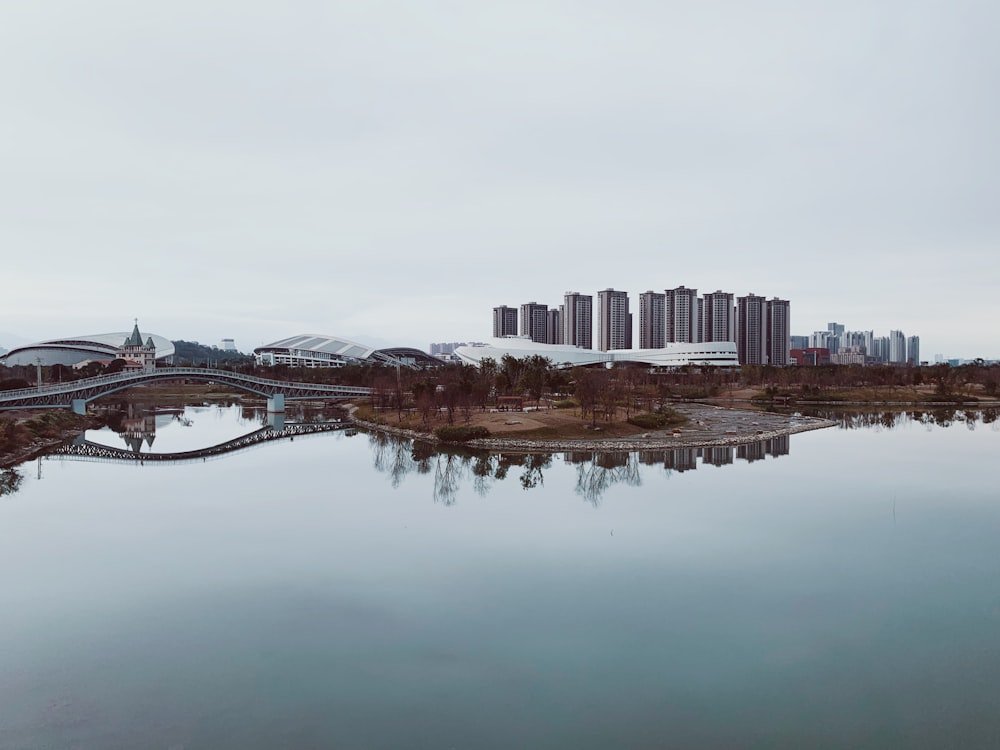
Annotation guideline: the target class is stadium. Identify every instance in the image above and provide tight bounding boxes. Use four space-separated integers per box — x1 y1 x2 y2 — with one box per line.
452 338 740 368
253 334 439 369
1 331 175 368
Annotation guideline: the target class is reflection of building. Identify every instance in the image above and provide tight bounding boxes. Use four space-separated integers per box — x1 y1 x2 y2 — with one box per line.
737 442 767 462
766 435 790 457
664 448 698 472
117 403 157 453
638 450 667 466
700 446 734 466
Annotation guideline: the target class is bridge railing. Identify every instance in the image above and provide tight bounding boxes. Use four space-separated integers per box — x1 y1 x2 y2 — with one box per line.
0 367 372 401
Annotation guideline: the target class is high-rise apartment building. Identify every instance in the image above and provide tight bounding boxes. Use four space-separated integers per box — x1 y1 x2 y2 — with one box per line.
492 305 518 338
906 335 920 366
765 298 791 366
889 330 907 364
736 293 767 365
520 302 548 343
638 291 665 349
870 336 890 363
563 292 593 349
597 288 630 351
665 286 700 343
547 308 564 345
702 290 735 342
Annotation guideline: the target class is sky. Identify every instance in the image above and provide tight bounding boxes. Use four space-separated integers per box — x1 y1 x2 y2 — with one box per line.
1 1 997 359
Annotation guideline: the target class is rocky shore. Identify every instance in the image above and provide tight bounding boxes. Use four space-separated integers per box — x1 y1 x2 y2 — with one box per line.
350 403 836 453
0 412 103 469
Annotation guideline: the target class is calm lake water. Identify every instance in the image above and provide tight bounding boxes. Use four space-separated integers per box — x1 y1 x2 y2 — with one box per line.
1 404 999 749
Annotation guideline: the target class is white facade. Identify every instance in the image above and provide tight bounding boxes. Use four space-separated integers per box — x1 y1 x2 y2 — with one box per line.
453 338 739 369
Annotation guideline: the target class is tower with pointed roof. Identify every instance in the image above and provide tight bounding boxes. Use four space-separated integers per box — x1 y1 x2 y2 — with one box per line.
117 319 157 371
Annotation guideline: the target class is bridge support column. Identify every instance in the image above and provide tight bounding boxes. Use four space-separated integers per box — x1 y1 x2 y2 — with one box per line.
267 412 285 431
72 399 87 415
267 394 285 413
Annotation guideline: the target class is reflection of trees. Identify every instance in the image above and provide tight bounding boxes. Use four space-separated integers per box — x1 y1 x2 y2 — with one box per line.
573 452 641 507
365 432 796 506
0 468 23 497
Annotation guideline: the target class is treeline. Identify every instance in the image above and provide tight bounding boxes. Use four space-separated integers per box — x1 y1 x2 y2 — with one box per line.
171 340 253 366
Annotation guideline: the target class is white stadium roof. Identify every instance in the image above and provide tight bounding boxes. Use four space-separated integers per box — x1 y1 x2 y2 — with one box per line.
1 332 175 367
452 338 740 368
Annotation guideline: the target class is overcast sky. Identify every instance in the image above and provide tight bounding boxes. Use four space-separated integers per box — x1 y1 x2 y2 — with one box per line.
1 1 997 358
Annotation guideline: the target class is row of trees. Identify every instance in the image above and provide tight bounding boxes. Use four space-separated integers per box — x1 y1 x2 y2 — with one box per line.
3 355 998 408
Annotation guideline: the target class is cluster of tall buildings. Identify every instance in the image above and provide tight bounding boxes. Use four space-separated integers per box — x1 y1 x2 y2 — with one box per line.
791 323 921 366
493 287 791 365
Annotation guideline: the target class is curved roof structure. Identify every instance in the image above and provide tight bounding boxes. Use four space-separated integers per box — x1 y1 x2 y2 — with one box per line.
452 338 740 369
1 332 175 367
254 335 436 369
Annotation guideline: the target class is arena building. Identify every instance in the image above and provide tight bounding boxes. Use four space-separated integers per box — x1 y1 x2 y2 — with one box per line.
1 324 175 368
452 338 740 369
253 334 439 369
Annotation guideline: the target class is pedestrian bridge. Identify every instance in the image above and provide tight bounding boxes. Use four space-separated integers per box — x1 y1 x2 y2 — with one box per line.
49 421 356 464
0 367 371 413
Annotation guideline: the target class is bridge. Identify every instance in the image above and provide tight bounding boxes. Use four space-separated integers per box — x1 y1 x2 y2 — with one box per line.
0 367 371 413
49 421 358 464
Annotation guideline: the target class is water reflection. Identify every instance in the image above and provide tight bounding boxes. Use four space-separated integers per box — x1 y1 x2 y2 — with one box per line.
88 402 348 454
795 406 999 431
368 432 792 505
0 467 22 497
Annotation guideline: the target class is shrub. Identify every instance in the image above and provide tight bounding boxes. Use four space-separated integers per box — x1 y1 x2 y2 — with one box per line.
551 399 577 409
627 408 686 430
434 425 491 442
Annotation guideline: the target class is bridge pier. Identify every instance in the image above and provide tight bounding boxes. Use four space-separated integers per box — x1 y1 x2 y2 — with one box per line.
267 394 285 413
266 412 285 430
72 399 88 415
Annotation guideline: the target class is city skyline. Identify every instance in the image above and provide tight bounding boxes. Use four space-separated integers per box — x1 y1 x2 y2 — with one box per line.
1 3 997 360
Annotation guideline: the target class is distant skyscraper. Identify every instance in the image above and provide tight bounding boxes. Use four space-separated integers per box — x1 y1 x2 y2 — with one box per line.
765 298 791 366
638 291 665 349
493 305 518 338
547 308 564 345
828 322 845 336
871 336 890 363
790 335 809 350
889 330 907 364
520 302 549 343
906 335 920 366
703 290 735 342
597 288 630 351
736 293 767 365
665 286 699 343
563 292 593 349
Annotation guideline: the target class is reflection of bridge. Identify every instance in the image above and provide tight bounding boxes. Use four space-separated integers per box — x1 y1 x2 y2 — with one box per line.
49 421 355 464
0 367 371 413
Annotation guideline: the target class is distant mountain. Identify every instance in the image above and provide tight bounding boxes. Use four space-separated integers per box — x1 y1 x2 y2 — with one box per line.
0 331 32 351
171 340 252 366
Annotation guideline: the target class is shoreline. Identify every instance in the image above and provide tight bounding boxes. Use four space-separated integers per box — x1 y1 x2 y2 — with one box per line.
350 402 839 453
